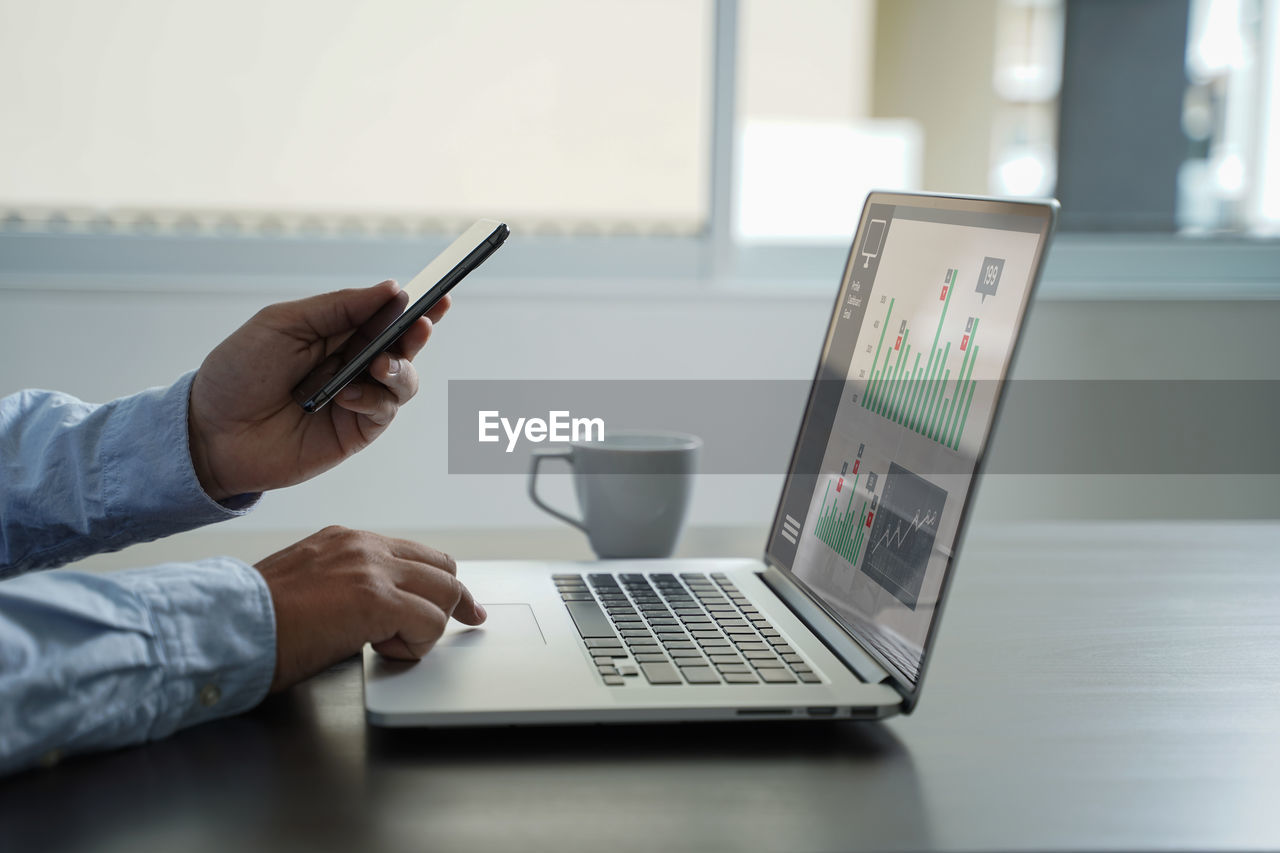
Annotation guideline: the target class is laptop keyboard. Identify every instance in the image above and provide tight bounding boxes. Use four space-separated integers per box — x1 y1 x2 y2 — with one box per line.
554 571 822 687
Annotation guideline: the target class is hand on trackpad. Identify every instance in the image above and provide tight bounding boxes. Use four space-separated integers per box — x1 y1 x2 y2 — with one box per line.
436 603 545 648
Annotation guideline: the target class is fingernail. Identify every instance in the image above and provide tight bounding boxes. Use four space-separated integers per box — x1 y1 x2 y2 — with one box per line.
341 386 361 401
476 603 488 620
386 356 400 376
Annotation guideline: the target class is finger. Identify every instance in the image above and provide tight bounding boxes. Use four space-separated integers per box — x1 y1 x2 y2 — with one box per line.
371 636 422 660
389 316 433 363
424 292 451 325
374 593 451 658
278 279 402 339
391 559 486 626
333 380 401 426
369 351 420 405
452 586 487 626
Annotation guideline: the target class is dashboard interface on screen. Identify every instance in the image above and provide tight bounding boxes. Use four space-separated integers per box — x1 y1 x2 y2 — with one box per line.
769 198 1050 687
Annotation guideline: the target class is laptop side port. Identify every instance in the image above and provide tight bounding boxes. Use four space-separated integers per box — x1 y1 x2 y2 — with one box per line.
805 706 838 717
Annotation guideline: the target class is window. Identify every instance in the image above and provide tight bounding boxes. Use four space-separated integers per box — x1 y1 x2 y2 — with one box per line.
1 0 1277 291
0 0 711 236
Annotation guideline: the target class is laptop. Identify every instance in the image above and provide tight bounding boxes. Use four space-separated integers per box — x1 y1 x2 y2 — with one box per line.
365 191 1059 725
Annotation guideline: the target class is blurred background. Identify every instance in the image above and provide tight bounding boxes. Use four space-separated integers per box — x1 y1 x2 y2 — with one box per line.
1 0 1277 539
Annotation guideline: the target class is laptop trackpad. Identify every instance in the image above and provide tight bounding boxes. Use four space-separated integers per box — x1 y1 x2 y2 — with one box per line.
435 603 545 648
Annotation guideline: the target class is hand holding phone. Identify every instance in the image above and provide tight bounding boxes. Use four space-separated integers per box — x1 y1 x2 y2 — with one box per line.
292 218 509 412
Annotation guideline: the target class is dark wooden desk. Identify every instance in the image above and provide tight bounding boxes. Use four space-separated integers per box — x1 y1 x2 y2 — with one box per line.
4 522 1279 852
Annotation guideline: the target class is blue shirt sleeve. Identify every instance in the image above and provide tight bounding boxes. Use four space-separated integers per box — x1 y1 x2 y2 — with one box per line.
0 372 276 775
0 371 258 578
0 558 276 776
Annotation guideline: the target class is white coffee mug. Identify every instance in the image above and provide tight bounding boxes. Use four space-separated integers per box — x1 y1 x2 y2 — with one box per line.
527 431 701 558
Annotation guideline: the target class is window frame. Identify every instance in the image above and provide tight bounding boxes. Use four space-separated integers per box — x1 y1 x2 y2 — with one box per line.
1 0 1277 302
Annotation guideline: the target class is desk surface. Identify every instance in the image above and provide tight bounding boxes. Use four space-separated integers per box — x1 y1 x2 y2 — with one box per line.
4 522 1280 852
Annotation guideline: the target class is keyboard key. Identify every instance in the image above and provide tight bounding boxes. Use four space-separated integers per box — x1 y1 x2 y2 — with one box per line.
627 643 661 655
619 666 638 677
782 654 805 665
565 600 616 639
691 630 723 640
734 642 769 652
597 665 619 675
716 664 753 674
585 638 623 649
668 648 704 658
758 668 797 684
797 672 822 684
674 657 709 668
603 674 625 686
722 672 759 684
640 662 682 684
774 644 796 655
560 592 595 601
752 659 786 669
742 649 777 660
634 653 670 664
664 641 697 651
680 666 720 684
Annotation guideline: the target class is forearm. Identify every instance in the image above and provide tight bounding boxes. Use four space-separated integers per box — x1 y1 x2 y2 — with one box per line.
0 558 275 777
0 373 257 578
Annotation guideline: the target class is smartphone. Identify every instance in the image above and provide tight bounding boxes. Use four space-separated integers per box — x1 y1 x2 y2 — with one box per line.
292 218 509 413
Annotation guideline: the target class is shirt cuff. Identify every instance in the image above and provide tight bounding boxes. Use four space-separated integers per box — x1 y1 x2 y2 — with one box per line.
104 371 261 543
113 557 277 739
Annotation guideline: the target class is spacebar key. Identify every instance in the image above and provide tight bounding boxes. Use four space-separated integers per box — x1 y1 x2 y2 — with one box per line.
565 600 616 639
640 662 682 684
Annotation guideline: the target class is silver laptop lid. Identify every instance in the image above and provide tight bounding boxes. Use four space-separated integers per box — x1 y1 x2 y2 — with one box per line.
765 191 1058 711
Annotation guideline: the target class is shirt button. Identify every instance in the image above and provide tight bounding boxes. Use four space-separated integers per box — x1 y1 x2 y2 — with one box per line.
199 684 222 707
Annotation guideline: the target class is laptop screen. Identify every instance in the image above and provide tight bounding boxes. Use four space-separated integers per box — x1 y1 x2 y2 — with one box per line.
767 192 1055 696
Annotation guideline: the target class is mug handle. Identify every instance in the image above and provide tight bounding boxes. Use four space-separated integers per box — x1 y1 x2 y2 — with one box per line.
527 447 587 533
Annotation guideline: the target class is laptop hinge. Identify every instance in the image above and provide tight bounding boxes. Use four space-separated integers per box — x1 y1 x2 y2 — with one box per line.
760 566 894 688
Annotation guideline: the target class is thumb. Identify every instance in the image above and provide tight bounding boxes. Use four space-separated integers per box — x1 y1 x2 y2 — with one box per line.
279 279 403 339
452 586 488 627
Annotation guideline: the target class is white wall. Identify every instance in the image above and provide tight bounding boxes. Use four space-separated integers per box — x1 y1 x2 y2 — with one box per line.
3 278 1278 534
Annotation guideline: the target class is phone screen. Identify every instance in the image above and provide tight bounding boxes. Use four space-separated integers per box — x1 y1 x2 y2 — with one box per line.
291 219 508 412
